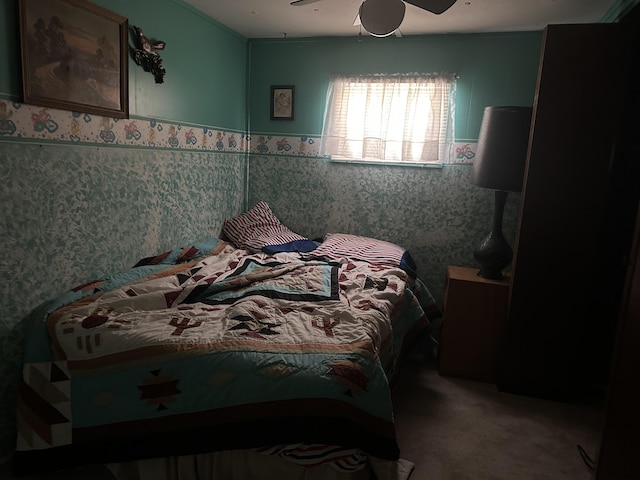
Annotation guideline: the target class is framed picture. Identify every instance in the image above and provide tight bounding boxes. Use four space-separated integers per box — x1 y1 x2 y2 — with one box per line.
270 85 294 120
19 0 129 118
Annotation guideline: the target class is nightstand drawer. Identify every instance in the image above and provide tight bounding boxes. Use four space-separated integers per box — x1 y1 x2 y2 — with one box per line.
438 266 510 382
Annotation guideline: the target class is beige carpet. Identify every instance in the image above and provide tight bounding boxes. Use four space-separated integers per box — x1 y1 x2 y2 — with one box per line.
392 356 605 480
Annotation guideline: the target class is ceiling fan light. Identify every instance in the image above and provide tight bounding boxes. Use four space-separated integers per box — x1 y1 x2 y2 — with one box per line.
359 0 406 37
368 29 397 38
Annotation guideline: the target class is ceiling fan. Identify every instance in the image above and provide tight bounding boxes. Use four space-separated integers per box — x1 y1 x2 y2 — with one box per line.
290 0 457 37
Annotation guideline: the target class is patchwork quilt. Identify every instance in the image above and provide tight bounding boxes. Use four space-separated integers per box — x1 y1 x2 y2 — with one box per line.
14 238 437 473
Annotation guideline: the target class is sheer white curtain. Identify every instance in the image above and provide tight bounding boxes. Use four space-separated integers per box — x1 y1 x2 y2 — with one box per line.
321 73 456 165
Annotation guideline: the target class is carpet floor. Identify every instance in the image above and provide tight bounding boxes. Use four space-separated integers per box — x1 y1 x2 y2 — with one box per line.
392 356 605 480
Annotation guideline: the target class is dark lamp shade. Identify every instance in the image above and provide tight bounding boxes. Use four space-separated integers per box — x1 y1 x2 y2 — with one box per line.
472 106 533 192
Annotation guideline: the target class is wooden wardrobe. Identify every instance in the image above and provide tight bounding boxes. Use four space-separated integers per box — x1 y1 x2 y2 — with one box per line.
498 22 639 399
497 21 637 402
496 9 640 479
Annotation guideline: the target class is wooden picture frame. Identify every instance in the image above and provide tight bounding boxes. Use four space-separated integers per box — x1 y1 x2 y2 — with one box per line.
270 85 294 120
19 0 129 118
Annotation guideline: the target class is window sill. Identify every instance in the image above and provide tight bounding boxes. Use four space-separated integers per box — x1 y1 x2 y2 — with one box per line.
327 157 443 168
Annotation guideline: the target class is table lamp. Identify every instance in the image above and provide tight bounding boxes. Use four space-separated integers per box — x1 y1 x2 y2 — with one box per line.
471 106 533 280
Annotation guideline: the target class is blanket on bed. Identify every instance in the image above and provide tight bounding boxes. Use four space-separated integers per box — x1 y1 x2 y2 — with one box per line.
14 239 434 473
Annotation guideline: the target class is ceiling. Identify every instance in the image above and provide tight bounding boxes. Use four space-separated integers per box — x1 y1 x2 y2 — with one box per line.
183 0 617 39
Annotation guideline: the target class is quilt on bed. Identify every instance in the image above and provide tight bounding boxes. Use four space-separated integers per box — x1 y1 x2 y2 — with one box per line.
14 238 436 473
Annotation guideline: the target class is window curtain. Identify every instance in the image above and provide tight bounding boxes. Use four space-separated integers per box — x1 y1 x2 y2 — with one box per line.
321 73 456 164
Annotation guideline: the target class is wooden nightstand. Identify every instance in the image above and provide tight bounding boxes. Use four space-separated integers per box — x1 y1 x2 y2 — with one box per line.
438 265 510 383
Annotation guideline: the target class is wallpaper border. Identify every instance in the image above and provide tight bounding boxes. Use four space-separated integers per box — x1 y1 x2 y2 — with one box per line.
0 99 247 153
248 133 477 164
0 99 477 163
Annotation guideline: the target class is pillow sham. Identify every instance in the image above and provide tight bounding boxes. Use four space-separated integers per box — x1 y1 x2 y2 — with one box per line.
222 201 317 253
310 233 417 277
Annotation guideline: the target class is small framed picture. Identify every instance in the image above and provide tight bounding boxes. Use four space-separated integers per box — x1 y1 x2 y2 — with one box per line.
270 85 294 121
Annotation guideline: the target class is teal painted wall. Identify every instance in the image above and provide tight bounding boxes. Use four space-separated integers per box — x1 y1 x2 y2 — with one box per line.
1 0 248 129
601 0 640 21
0 0 248 456
248 32 542 139
93 0 247 129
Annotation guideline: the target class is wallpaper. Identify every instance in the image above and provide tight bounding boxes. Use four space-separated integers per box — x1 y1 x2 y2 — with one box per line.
247 155 521 307
0 141 246 455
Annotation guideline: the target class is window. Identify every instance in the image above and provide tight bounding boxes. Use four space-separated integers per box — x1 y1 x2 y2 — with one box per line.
321 73 456 166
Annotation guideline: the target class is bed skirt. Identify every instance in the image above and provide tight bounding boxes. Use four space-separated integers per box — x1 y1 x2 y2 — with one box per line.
106 451 415 480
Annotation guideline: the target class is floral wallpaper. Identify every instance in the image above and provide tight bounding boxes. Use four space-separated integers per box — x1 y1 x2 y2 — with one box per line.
244 126 494 305
0 100 247 455
247 155 521 308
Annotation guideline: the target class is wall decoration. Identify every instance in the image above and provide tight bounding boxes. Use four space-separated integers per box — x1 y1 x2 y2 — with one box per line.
1 96 474 162
270 85 294 121
0 99 248 154
131 25 166 83
18 0 129 118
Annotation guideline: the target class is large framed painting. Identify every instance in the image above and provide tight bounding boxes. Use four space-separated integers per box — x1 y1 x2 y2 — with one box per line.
19 0 129 118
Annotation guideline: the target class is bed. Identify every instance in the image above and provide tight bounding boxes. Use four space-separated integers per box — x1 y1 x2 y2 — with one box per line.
13 202 440 479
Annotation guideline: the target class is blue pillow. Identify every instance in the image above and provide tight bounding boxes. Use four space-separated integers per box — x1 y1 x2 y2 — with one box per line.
262 239 318 254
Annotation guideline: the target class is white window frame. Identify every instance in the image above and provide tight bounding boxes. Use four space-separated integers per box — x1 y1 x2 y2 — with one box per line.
321 73 456 166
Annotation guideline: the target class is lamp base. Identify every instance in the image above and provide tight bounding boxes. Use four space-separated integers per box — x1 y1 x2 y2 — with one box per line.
474 190 513 280
473 232 513 280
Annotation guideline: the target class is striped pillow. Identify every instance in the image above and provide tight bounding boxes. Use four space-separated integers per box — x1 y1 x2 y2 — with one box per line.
222 202 316 253
312 233 417 277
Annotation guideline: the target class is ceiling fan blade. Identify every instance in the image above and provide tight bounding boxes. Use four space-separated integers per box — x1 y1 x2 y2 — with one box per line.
290 0 325 5
404 0 456 15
